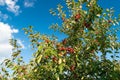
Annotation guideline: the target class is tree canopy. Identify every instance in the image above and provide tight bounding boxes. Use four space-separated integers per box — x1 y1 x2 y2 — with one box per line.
0 0 120 80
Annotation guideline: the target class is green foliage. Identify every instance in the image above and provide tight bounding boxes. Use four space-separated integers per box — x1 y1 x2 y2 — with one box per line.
1 0 120 80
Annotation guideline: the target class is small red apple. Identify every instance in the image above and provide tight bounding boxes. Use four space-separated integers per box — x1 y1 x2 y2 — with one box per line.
108 20 112 23
70 65 75 71
52 56 57 62
45 56 49 59
45 39 50 43
62 39 67 45
66 47 74 53
75 13 81 21
58 47 66 51
74 73 78 78
84 21 91 28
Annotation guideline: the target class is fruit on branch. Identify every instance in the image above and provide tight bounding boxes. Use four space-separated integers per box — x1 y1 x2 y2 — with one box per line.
45 39 50 43
75 13 81 21
58 47 66 51
52 56 57 62
108 20 112 23
62 39 67 45
84 21 95 30
84 21 91 28
66 47 74 53
74 73 78 78
70 65 75 71
45 56 48 59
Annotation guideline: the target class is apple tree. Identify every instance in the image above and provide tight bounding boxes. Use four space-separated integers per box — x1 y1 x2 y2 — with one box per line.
1 0 120 80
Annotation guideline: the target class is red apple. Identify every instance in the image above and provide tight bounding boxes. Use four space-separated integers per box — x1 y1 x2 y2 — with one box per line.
45 39 50 43
84 21 91 28
70 65 75 71
62 39 67 45
108 20 112 23
75 13 81 21
66 47 74 53
58 47 66 51
45 56 49 59
52 56 57 62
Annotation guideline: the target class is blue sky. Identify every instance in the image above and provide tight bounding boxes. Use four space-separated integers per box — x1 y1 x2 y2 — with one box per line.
0 0 120 63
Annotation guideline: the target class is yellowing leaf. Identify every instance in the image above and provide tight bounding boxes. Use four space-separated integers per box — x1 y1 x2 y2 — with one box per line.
37 55 43 63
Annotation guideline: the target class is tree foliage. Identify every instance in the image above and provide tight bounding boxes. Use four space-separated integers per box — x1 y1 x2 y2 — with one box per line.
1 0 120 80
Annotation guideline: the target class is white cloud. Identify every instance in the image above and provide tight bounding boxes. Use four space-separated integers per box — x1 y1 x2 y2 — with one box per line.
24 2 34 7
0 11 9 21
12 28 19 33
0 22 18 63
5 0 21 15
0 0 21 15
24 0 35 7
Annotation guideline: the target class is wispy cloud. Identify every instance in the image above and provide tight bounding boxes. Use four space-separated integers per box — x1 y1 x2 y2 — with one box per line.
0 22 18 63
17 39 25 49
0 0 21 15
24 0 36 8
0 11 9 21
0 0 5 6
